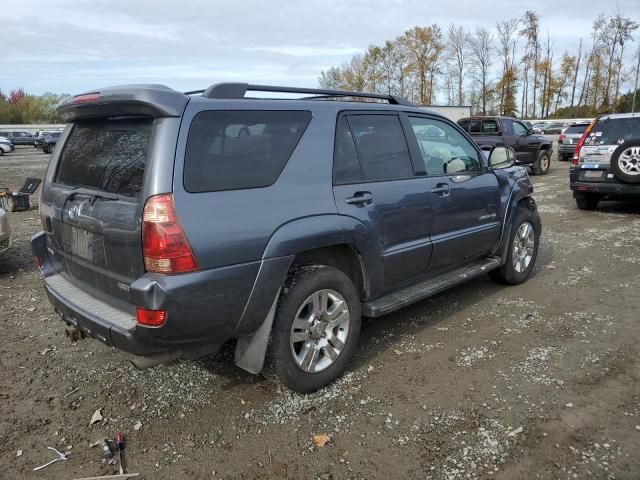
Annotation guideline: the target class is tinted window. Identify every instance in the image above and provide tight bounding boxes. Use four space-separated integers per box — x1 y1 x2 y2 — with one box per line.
347 114 413 181
184 110 311 192
481 119 499 133
513 121 528 136
585 117 640 146
56 118 153 197
457 119 482 133
564 124 589 134
333 116 362 184
409 116 482 175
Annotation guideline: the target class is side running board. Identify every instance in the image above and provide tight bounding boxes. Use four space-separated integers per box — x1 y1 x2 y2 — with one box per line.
362 256 501 317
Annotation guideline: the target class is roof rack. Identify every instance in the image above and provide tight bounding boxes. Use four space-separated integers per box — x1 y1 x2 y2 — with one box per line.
185 83 416 107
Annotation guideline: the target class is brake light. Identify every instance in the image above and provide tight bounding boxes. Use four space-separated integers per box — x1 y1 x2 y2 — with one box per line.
136 307 167 327
35 255 42 269
72 93 101 104
572 121 595 165
142 194 198 274
558 134 565 144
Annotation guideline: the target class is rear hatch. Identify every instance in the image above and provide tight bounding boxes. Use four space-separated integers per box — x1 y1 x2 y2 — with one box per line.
562 124 589 145
43 117 155 306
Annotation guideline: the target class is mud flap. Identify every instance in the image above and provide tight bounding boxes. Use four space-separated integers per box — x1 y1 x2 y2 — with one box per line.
234 290 280 374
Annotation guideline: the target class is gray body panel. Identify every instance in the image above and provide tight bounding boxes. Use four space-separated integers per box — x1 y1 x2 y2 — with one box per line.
33 84 537 365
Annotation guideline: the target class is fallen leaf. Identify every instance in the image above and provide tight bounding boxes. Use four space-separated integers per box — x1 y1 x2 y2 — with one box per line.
26 307 36 312
90 409 103 425
134 420 143 431
313 434 331 448
16 450 22 457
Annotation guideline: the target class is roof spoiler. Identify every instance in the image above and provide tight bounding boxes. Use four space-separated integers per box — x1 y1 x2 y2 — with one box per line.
57 84 189 121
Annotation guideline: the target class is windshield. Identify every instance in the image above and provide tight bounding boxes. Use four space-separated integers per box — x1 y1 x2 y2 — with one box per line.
564 124 589 134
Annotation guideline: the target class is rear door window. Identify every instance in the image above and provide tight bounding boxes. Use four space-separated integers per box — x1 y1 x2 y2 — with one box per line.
184 110 311 192
347 114 413 181
56 118 153 197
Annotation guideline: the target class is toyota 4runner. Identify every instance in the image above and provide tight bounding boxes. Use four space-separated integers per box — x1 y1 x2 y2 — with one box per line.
33 83 541 392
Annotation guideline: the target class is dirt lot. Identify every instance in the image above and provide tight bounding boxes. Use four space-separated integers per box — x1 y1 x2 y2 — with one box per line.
1 144 639 480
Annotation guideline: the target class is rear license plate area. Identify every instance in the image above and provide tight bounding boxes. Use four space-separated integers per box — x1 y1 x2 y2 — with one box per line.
580 170 604 180
68 227 104 262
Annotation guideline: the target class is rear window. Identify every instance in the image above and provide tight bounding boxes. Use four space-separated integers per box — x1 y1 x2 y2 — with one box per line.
56 118 153 197
184 110 311 192
564 124 589 134
586 117 640 146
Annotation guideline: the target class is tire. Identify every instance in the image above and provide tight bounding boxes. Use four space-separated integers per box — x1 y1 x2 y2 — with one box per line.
43 145 51 154
575 193 599 210
531 150 551 175
490 206 541 285
6 197 14 212
609 141 640 184
267 265 361 393
0 148 4 156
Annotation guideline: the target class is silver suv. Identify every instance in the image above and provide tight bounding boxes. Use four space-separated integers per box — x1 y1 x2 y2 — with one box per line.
570 113 640 210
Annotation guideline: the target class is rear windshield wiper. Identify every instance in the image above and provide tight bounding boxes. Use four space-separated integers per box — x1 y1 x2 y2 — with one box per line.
66 187 120 202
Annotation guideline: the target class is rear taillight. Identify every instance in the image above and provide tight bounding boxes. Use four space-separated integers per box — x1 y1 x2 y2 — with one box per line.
558 134 565 144
71 93 101 104
136 307 167 327
572 121 595 165
35 255 42 269
142 194 198 274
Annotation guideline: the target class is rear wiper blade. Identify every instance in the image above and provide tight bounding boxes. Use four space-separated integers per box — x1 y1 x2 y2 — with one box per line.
66 187 119 201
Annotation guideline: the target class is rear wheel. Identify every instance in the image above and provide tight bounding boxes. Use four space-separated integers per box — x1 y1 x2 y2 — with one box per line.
531 150 551 175
43 144 51 154
490 206 540 285
0 148 4 156
267 265 361 393
575 193 599 210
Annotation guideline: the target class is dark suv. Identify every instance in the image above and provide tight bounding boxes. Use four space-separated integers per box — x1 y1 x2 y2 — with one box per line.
33 83 541 392
457 116 553 175
570 113 640 210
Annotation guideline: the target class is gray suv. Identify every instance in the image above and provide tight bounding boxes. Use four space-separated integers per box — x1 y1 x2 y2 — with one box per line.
32 83 541 392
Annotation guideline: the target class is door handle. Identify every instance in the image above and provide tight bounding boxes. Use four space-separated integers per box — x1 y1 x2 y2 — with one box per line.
346 192 373 205
431 184 450 196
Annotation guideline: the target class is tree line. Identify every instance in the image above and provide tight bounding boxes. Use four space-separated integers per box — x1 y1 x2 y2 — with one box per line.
0 89 68 124
318 10 640 118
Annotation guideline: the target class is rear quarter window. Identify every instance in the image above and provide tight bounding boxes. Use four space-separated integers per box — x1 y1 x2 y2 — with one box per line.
55 118 153 197
184 110 311 192
585 117 640 146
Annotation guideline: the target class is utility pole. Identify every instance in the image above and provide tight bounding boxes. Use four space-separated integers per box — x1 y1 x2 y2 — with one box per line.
633 47 640 113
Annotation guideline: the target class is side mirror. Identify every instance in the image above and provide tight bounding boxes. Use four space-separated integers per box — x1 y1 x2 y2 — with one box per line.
488 146 516 169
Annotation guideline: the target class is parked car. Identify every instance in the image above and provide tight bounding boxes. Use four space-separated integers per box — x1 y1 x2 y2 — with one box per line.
0 136 14 155
570 112 640 210
40 132 60 154
541 122 565 134
531 122 546 134
33 83 541 392
457 116 553 175
0 131 35 146
0 207 10 254
34 131 55 149
558 122 591 161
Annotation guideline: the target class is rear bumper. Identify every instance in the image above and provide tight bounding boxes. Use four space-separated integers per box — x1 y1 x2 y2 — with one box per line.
558 144 575 155
32 231 293 358
569 166 640 196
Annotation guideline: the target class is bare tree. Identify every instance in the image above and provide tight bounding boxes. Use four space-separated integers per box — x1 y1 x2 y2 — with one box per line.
446 24 467 105
496 18 519 114
468 26 494 114
569 38 582 108
520 11 541 117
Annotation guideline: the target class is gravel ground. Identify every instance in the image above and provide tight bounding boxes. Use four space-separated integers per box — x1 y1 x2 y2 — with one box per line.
1 143 639 479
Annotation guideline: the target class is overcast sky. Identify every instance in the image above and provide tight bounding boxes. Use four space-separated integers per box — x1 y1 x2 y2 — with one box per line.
1 0 639 97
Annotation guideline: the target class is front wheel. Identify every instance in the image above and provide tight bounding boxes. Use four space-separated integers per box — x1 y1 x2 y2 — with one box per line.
531 150 551 175
490 206 541 285
267 265 361 393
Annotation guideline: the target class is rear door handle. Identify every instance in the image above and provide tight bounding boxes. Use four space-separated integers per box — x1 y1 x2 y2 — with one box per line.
346 192 373 205
431 184 450 196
